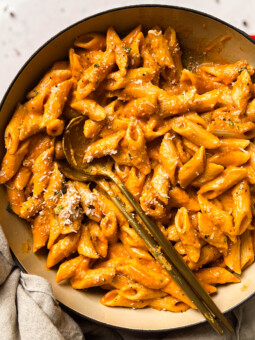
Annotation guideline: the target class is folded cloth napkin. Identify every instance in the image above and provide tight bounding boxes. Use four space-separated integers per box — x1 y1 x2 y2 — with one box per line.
1 225 255 340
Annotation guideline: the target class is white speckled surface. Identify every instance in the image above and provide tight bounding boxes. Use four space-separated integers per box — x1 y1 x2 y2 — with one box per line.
0 0 255 100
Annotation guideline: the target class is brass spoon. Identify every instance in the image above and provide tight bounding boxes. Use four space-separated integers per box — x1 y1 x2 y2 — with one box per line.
61 116 233 334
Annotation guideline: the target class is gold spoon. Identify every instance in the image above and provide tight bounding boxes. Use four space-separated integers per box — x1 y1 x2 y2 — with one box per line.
60 116 233 334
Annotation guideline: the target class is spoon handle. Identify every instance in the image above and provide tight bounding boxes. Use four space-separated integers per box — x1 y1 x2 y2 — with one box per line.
109 179 233 334
97 179 224 335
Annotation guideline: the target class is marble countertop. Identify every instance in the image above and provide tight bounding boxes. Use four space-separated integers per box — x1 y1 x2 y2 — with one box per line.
0 0 255 100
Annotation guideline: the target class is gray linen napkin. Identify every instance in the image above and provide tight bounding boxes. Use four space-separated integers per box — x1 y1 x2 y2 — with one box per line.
1 225 255 340
0 226 84 340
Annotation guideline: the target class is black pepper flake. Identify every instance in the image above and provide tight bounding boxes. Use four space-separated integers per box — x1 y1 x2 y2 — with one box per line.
9 11 15 18
238 66 247 74
243 20 248 27
61 183 67 194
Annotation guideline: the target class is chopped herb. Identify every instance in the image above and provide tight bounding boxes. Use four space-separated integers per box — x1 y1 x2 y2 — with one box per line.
55 85 58 88
237 125 240 130
160 279 164 282
128 152 132 160
94 63 100 67
34 90 38 95
124 45 131 53
56 205 64 212
228 119 234 127
142 72 147 76
6 203 13 214
54 191 59 196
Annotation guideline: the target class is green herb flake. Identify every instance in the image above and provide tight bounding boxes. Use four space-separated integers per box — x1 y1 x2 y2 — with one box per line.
124 45 132 53
34 90 39 95
54 191 59 196
128 152 133 160
94 63 100 68
228 119 234 127
56 205 64 212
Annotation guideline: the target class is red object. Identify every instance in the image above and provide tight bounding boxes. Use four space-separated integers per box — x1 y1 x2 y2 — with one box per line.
250 35 255 39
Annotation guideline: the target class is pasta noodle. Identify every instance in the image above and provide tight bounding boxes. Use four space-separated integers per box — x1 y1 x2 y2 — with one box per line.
1 25 255 315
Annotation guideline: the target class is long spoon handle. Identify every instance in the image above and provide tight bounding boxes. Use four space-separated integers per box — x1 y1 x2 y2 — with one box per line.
97 179 224 335
110 179 233 334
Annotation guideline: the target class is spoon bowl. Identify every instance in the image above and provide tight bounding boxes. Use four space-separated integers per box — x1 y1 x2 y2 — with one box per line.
63 116 116 178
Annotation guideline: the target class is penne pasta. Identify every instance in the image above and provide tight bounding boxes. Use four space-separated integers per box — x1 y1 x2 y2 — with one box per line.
3 24 255 316
175 207 201 262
